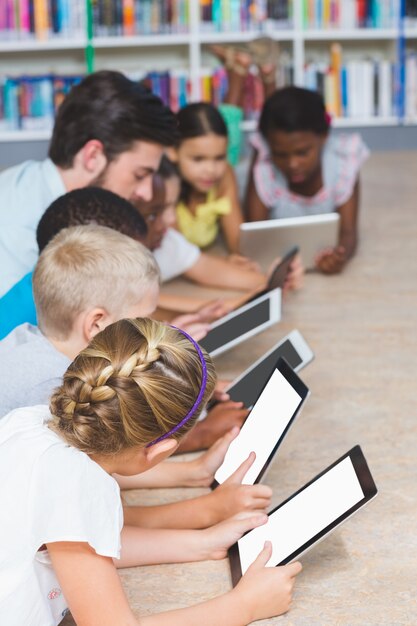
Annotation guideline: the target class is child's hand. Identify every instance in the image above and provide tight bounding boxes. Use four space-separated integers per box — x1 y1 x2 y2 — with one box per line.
315 245 347 274
213 379 231 402
196 299 229 322
203 511 268 560
228 253 262 273
233 541 302 622
283 253 304 292
208 451 272 521
187 426 241 487
177 401 248 453
170 312 211 341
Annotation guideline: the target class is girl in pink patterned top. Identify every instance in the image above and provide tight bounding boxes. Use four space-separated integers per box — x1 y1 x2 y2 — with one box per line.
245 86 370 274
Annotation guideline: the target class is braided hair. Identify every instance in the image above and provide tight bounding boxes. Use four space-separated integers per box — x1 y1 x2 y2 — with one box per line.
49 318 216 454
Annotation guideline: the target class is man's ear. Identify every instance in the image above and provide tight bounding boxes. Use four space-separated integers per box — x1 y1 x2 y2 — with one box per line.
145 438 179 464
82 308 113 343
79 139 108 177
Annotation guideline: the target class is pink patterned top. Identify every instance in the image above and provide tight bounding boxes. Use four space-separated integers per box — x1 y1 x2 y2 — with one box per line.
250 132 370 218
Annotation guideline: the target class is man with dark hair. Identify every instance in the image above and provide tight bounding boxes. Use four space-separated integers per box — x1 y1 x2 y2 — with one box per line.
0 70 178 296
0 188 148 340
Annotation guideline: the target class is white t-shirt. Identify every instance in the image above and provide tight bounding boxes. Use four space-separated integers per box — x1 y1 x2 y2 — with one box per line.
0 405 123 626
153 228 200 282
0 159 66 297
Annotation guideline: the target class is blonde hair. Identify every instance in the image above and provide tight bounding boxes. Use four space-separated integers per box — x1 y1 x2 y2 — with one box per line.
33 224 160 339
49 318 216 454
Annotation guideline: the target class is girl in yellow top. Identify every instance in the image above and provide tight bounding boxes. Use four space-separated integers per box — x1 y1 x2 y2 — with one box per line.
173 102 244 253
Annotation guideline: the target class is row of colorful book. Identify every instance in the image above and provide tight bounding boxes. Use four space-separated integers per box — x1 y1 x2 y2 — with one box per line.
92 0 189 37
305 59 399 119
0 75 82 131
301 0 400 29
0 0 85 40
304 42 409 119
200 0 292 31
1 55 417 131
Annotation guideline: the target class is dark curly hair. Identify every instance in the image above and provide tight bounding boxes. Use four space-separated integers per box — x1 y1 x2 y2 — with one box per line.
36 187 147 252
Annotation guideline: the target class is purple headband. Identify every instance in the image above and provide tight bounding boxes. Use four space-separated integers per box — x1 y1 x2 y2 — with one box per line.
146 326 208 447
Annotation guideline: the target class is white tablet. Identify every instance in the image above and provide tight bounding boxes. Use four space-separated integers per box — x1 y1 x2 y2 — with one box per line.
212 358 309 488
240 213 340 271
226 330 314 409
199 289 281 358
228 445 378 585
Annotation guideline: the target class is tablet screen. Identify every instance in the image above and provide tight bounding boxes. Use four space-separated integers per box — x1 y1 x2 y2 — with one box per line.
214 364 306 486
200 297 271 355
238 455 365 574
228 340 302 407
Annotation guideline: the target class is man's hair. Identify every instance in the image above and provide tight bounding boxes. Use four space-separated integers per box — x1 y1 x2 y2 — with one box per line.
48 71 179 168
33 225 160 340
259 86 330 138
49 318 216 454
36 187 147 252
158 154 180 180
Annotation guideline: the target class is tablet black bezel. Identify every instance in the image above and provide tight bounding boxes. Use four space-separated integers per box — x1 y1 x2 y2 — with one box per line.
228 445 378 586
199 289 280 357
211 357 309 489
245 246 300 305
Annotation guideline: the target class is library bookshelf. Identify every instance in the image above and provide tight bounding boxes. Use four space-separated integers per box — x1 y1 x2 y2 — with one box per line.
0 0 416 143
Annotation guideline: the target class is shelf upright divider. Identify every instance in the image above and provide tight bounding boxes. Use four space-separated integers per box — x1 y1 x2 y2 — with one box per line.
293 0 305 86
85 0 95 74
189 0 201 100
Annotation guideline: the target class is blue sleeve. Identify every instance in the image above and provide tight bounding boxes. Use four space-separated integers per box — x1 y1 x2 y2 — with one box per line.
0 272 37 340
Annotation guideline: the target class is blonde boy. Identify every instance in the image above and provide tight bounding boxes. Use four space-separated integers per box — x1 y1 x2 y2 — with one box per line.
0 224 159 417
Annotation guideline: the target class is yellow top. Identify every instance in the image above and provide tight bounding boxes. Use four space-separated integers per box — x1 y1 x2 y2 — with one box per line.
176 189 231 249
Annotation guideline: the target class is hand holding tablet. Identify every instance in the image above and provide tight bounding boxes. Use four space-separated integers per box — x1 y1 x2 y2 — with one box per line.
228 445 377 585
213 358 309 488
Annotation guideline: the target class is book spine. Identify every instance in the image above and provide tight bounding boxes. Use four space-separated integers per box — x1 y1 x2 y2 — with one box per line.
122 0 135 35
330 42 342 116
19 0 31 35
33 0 49 39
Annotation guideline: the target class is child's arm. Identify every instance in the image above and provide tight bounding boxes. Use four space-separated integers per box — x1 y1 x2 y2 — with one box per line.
155 292 214 314
177 400 248 452
114 427 239 490
122 451 272 530
245 152 269 222
184 251 267 291
315 179 360 274
48 537 301 626
217 163 244 253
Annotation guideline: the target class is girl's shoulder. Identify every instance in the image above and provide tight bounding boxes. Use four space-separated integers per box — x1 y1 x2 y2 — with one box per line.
215 162 238 199
325 132 370 165
324 133 370 205
249 131 271 161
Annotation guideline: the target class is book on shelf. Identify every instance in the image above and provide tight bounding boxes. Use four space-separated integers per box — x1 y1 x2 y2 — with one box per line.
0 74 82 131
199 0 293 32
305 44 398 119
405 51 417 118
0 0 85 40
92 0 189 37
301 0 400 30
139 69 191 111
405 0 417 24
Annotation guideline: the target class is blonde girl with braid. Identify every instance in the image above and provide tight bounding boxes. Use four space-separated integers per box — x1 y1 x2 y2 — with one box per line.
0 317 301 626
0 222 267 501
